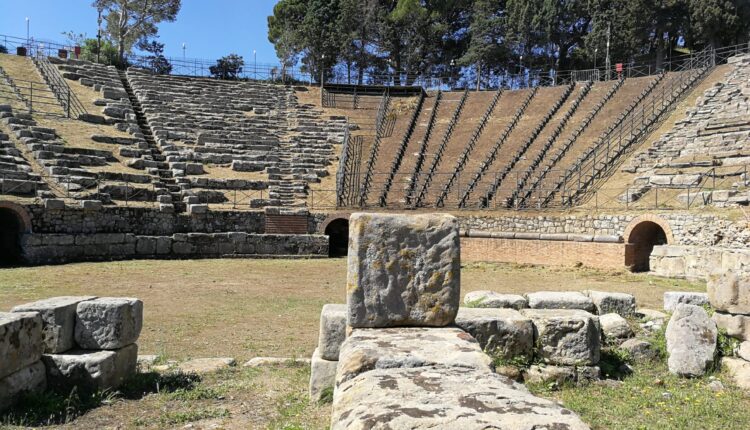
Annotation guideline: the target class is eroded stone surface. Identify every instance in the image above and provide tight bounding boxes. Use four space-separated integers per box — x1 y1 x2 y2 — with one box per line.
42 344 138 394
331 366 590 430
523 365 576 385
346 213 460 328
12 296 96 353
713 312 750 341
177 358 235 374
663 292 709 312
319 304 347 361
75 298 143 349
723 357 750 390
453 308 533 362
585 291 636 316
309 348 337 402
0 312 43 380
666 304 717 377
620 339 658 361
522 309 600 366
336 327 492 385
708 272 750 315
526 292 595 312
0 361 46 411
463 291 527 310
600 313 633 340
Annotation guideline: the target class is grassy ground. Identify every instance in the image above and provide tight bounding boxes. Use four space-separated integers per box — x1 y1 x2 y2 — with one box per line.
0 258 745 429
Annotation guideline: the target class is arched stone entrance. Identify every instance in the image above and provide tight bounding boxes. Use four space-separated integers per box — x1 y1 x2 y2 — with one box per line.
624 215 672 272
0 202 31 266
320 213 351 258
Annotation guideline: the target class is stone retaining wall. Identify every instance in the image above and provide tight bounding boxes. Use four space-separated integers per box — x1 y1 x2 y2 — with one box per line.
650 245 750 280
21 232 329 265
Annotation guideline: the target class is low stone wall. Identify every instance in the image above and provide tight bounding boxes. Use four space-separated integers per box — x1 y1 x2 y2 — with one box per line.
650 245 750 280
1 297 142 411
461 233 626 270
21 233 329 265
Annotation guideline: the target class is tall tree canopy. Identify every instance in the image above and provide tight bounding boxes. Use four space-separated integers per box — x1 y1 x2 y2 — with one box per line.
268 0 750 85
93 0 181 63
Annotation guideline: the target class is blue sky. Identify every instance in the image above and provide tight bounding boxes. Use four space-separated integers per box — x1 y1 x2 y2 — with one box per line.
1 0 281 64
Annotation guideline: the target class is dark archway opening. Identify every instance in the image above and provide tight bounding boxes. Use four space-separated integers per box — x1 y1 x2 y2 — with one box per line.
628 221 668 272
325 218 349 258
0 209 22 266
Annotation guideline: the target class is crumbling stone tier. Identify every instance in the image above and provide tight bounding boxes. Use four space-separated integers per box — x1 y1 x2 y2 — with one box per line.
0 296 143 411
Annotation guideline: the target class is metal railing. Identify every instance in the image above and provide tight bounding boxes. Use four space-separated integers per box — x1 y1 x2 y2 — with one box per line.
32 55 87 118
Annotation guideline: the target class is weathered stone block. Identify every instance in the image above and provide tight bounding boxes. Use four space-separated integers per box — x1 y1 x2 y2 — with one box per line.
187 204 208 215
585 291 636 316
12 296 96 353
722 357 750 390
453 308 533 362
666 304 717 377
331 367 590 430
0 312 43 379
712 311 750 341
663 291 709 312
337 327 491 385
75 298 143 349
42 344 138 394
522 309 601 366
309 348 337 402
318 304 346 361
524 364 576 385
620 339 658 361
527 292 595 312
0 361 46 411
708 272 750 315
463 291 527 309
346 213 460 328
599 313 633 340
80 200 103 211
44 199 65 210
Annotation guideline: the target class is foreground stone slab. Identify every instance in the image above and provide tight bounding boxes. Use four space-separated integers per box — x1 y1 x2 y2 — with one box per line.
12 296 96 353
337 327 492 385
0 312 43 379
42 344 138 394
713 312 750 341
309 348 337 402
177 358 236 374
347 213 460 328
319 304 347 361
522 309 600 365
0 361 46 411
708 272 750 315
600 313 633 340
585 291 636 316
663 292 709 312
75 298 143 349
526 292 595 312
242 357 311 368
453 308 533 362
666 304 717 377
463 291 527 310
331 366 590 430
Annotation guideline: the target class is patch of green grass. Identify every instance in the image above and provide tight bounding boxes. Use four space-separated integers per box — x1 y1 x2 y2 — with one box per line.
0 386 119 427
156 407 230 425
533 363 750 430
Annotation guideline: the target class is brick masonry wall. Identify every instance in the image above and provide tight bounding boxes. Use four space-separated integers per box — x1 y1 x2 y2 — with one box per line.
461 237 626 270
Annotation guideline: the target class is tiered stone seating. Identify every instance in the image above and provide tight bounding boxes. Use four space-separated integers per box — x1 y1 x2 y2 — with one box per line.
0 108 46 196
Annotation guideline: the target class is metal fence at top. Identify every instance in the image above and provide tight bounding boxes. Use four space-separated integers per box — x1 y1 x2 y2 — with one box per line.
3 33 749 90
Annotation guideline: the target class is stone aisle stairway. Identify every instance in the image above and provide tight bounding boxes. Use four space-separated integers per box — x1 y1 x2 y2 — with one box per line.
118 70 185 211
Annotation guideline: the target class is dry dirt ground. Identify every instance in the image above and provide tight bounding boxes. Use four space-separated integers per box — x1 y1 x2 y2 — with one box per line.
0 258 735 430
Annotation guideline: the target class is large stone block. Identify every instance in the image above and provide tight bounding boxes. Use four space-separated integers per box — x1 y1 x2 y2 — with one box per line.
666 304 717 377
346 213 460 328
318 304 347 361
599 313 633 340
723 357 750 390
0 312 43 379
712 311 750 341
526 292 595 312
463 291 527 309
585 291 636 316
663 291 709 312
42 344 138 395
331 366 590 430
75 298 143 349
522 309 601 366
0 361 46 411
708 272 750 315
336 327 491 385
12 296 96 353
453 308 533 362
309 348 337 402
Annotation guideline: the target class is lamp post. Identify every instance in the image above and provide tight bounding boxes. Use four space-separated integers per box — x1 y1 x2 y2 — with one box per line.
605 22 611 80
519 55 524 87
25 17 30 52
320 54 325 105
182 43 186 60
450 59 455 90
97 8 103 63
253 50 257 80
